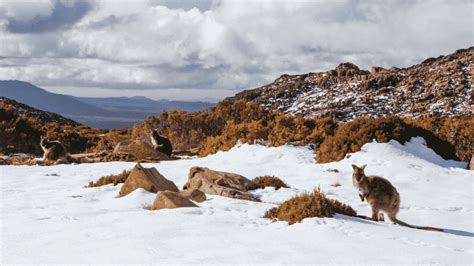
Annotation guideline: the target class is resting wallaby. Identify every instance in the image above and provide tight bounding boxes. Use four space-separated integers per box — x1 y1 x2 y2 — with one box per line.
149 129 172 157
40 136 75 164
352 164 443 232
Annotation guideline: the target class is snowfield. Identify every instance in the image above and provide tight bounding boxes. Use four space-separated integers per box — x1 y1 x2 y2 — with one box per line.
1 137 473 264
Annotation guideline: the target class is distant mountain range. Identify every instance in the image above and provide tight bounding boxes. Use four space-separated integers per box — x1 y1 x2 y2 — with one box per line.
0 80 213 128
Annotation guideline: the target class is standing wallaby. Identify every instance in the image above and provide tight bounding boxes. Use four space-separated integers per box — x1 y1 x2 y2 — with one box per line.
149 129 172 157
40 136 75 164
352 164 443 232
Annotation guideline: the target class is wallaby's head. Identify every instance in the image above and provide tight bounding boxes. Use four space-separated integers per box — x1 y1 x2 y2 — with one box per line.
352 164 367 182
151 128 161 138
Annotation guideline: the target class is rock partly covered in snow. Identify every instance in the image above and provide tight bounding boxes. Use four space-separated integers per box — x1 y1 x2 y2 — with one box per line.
119 163 179 197
149 191 198 210
184 166 259 201
179 188 207 203
113 139 170 161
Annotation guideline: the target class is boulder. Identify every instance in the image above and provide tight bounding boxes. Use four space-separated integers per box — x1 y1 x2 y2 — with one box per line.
0 157 8 165
119 163 179 197
370 66 385 74
149 191 198 210
183 167 259 201
113 139 169 161
335 62 360 77
179 189 206 203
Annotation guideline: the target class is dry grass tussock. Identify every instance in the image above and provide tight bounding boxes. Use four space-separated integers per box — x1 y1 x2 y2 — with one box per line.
264 188 356 224
87 170 131 187
247 175 289 190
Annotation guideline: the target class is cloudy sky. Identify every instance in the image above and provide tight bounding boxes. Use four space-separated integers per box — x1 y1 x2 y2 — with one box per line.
0 0 472 101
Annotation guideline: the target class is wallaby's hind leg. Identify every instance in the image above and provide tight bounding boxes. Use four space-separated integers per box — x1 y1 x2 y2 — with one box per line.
388 213 398 224
378 212 385 222
371 208 380 221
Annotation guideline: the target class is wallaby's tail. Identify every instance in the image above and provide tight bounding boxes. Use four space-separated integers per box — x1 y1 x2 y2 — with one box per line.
355 214 372 220
391 217 444 232
77 157 92 163
67 154 94 164
355 215 444 232
67 154 90 164
64 154 76 163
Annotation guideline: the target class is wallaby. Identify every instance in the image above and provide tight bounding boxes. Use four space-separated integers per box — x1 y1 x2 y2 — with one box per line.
352 164 443 232
149 129 172 157
40 136 76 164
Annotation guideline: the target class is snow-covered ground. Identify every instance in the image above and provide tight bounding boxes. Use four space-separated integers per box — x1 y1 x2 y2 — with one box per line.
1 137 473 264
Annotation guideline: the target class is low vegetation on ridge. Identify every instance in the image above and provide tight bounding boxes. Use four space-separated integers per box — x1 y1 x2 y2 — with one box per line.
1 96 472 165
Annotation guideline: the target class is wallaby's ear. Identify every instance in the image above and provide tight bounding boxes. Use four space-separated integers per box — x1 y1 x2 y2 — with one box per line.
351 164 357 170
361 164 367 170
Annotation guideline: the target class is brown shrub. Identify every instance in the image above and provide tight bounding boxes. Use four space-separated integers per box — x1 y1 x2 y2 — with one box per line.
247 175 289 190
43 124 102 154
314 116 466 163
316 117 414 163
405 115 473 161
140 99 268 153
141 105 470 165
139 98 335 157
264 188 356 224
87 170 131 187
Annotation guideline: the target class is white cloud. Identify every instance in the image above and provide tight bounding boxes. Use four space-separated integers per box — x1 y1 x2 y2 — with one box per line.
0 0 472 101
0 0 55 21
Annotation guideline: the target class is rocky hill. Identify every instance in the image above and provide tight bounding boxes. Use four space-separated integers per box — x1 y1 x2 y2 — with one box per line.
0 97 100 155
0 97 80 126
228 47 473 121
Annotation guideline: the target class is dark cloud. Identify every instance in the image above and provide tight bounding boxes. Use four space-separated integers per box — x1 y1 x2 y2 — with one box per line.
86 15 126 29
6 1 92 33
154 0 216 11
